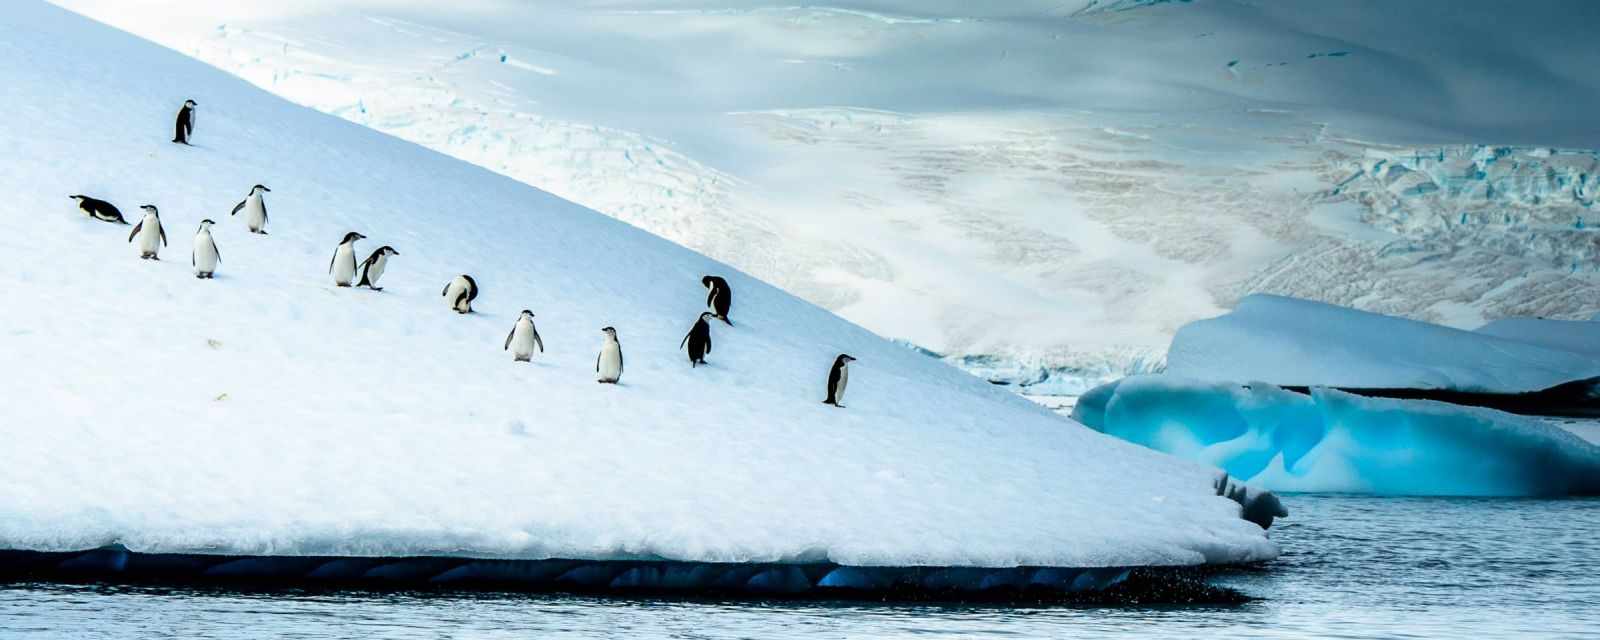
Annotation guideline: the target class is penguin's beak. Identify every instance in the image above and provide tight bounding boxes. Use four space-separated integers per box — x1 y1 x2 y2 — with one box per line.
262 187 271 192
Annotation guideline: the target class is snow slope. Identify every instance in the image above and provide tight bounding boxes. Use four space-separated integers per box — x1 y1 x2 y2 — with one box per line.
0 2 1275 570
1073 376 1600 496
1476 318 1600 357
1167 295 1600 393
50 0 1600 398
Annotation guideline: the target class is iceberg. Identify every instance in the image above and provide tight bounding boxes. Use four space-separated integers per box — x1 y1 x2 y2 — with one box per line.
1476 318 1600 357
1168 295 1600 393
0 2 1274 595
1074 376 1600 496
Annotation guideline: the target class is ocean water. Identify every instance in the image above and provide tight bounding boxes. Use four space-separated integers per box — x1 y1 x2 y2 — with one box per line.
2 494 1596 639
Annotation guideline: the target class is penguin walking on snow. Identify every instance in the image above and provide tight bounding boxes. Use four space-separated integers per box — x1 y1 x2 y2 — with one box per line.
702 275 733 325
69 195 128 224
596 327 623 384
357 246 399 291
329 232 365 286
230 184 271 234
442 275 478 313
680 312 714 367
823 354 856 407
192 219 220 279
128 205 167 260
173 99 197 145
504 310 545 362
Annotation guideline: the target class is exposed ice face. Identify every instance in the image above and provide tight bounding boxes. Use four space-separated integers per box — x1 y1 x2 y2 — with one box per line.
0 1 1276 570
1167 294 1600 393
1475 317 1600 357
1074 376 1600 496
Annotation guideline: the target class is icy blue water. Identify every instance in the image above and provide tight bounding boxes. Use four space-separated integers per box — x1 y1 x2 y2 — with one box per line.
1 495 1595 638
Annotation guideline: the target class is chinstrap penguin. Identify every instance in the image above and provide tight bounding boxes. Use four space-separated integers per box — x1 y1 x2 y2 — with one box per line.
441 274 478 313
328 232 365 286
357 246 399 291
504 310 545 362
69 195 128 224
173 99 197 145
702 275 733 325
824 354 856 407
192 219 220 278
230 184 271 234
596 326 623 383
680 312 714 367
127 205 167 260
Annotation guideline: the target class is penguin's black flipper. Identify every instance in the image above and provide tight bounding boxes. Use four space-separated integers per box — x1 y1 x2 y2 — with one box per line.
159 225 167 247
705 335 712 355
128 221 142 243
595 353 601 373
680 331 691 350
441 283 449 297
231 200 245 216
329 251 338 274
533 329 544 353
504 327 515 351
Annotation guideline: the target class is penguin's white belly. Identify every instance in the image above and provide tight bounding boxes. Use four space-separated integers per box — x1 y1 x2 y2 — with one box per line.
365 255 388 286
598 343 623 381
511 323 536 357
194 233 218 273
137 221 161 254
444 279 468 310
332 245 357 284
835 367 849 402
244 195 266 230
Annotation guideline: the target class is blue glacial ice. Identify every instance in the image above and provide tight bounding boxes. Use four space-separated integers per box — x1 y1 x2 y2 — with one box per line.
1073 375 1600 496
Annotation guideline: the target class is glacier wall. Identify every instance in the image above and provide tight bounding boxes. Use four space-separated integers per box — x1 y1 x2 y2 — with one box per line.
1073 376 1600 496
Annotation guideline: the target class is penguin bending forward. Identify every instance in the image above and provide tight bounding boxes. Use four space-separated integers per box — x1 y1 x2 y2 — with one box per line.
702 275 733 325
328 232 366 286
680 312 714 367
230 184 271 234
504 310 545 362
442 275 478 313
69 195 128 224
128 205 167 260
596 327 623 383
357 246 399 291
173 99 197 145
192 219 220 279
824 354 856 407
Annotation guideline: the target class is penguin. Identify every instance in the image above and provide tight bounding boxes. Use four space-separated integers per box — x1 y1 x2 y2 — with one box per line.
192 219 220 279
679 312 714 367
441 274 478 313
504 310 545 362
230 184 271 234
328 232 366 287
823 354 856 407
356 246 399 291
702 275 733 325
173 99 197 145
596 326 623 384
127 205 167 260
68 195 128 224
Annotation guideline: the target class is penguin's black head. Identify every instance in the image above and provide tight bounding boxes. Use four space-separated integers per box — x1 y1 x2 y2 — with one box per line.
199 219 215 226
380 245 399 256
341 232 365 244
253 184 271 193
140 204 159 215
702 275 713 288
838 354 856 364
601 326 617 335
700 312 716 321
521 309 535 317
69 195 84 201
185 99 197 107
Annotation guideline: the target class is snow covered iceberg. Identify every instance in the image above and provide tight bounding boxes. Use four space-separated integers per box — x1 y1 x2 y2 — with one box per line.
1168 294 1600 394
0 2 1274 595
1073 376 1600 496
1476 318 1600 358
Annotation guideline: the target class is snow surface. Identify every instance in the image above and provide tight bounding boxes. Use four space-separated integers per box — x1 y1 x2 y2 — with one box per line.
1475 318 1600 357
0 2 1276 569
50 0 1600 397
1073 376 1600 496
1167 295 1600 393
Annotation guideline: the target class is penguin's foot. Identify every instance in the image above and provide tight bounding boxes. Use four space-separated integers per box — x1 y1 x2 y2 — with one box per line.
370 287 383 292
336 283 351 288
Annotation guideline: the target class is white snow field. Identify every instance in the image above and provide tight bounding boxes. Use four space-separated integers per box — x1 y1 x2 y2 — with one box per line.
0 2 1276 577
1167 295 1600 393
49 0 1600 398
1072 376 1600 496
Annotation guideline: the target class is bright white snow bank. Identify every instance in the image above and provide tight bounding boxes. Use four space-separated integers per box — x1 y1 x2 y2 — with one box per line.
0 2 1274 570
1168 295 1600 393
1073 376 1600 496
1475 318 1600 357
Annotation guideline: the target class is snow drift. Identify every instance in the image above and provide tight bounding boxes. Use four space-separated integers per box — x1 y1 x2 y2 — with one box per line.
0 2 1274 578
1167 295 1600 393
1073 376 1600 496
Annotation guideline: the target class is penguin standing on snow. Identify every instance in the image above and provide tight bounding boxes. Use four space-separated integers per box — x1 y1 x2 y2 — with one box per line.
702 275 733 325
328 232 366 286
69 195 128 224
680 312 714 367
173 99 197 145
192 219 220 279
596 327 623 384
504 310 545 362
823 354 856 407
230 184 271 234
441 275 478 313
356 246 399 291
128 205 167 260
